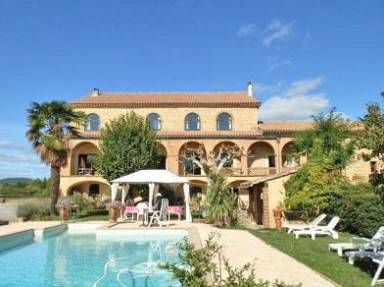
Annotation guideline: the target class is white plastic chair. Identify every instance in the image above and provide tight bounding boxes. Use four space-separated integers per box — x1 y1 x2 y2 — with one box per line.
135 202 148 223
329 226 384 256
294 216 340 240
283 213 326 234
148 199 169 228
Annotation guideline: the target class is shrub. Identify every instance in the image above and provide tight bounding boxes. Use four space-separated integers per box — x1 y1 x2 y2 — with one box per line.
71 193 95 214
17 198 50 220
161 234 301 287
328 183 384 237
206 173 237 227
284 160 350 220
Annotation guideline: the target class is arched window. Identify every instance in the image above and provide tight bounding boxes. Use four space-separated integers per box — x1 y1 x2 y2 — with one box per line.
185 113 200 131
147 113 161 130
217 113 232 131
85 114 100 131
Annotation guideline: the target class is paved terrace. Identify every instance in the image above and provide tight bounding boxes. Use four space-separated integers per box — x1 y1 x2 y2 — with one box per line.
0 221 62 236
0 221 336 287
106 221 337 286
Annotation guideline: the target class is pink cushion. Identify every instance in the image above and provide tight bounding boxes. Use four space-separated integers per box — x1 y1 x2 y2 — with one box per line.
168 206 183 215
124 206 137 213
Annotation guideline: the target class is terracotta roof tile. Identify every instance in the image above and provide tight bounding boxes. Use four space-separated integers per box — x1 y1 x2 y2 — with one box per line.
258 121 314 132
258 121 363 132
71 91 260 108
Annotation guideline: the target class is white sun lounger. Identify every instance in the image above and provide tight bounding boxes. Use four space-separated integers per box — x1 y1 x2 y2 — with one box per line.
283 213 326 234
329 226 384 256
345 249 384 286
372 253 384 286
294 216 340 240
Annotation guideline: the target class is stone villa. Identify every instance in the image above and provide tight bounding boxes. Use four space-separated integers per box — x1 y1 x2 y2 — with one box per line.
60 83 375 227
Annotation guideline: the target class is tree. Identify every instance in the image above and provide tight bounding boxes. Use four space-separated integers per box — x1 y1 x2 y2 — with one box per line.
284 160 350 219
92 112 160 181
26 101 85 215
205 172 233 226
359 93 384 201
292 108 356 170
285 109 356 219
182 143 242 226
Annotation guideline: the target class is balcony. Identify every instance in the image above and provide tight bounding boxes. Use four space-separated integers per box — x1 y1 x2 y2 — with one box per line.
77 168 95 176
220 167 277 177
181 167 295 178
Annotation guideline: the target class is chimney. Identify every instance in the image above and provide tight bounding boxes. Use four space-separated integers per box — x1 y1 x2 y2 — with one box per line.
91 88 100 97
247 82 253 97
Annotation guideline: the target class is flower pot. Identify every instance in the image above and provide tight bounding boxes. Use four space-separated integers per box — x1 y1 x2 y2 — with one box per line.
60 207 70 223
273 206 282 230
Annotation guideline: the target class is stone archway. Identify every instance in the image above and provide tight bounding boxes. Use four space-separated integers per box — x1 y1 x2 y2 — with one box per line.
157 143 167 169
70 142 99 175
247 142 276 176
67 180 110 198
178 142 205 176
213 141 241 176
281 142 297 172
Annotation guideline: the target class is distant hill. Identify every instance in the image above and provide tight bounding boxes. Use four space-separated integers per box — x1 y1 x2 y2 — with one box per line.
0 178 33 186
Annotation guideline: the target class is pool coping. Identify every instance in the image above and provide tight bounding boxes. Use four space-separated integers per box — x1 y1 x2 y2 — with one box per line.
0 221 213 284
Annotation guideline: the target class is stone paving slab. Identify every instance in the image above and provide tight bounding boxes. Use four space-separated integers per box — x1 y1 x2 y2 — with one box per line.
196 224 336 287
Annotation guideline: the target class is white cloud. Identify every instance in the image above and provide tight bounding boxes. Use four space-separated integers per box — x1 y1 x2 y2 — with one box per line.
237 24 257 38
285 77 325 98
262 20 295 46
0 153 49 179
0 141 26 150
257 77 329 121
0 154 41 164
267 60 292 72
253 81 284 95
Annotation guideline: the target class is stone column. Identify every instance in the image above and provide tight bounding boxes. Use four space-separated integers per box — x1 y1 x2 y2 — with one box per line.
262 183 270 228
276 137 281 174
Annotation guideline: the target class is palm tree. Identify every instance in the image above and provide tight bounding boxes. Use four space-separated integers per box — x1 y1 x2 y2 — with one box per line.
26 101 85 216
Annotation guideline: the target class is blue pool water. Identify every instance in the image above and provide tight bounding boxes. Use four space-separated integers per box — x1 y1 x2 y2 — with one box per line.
0 231 186 287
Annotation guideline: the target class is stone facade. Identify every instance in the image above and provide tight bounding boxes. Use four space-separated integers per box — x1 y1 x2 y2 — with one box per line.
60 87 375 228
74 107 259 132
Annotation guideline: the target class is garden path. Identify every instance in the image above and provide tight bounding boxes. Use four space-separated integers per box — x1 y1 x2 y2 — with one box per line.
196 224 337 287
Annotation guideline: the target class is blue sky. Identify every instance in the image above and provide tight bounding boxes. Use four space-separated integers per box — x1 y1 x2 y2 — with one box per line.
0 0 383 179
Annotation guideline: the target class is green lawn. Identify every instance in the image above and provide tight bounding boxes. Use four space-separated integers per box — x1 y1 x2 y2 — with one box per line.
72 209 110 221
250 229 378 287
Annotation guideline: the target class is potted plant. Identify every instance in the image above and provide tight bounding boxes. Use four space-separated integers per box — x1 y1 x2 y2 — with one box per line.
56 197 72 223
108 201 120 223
273 205 283 230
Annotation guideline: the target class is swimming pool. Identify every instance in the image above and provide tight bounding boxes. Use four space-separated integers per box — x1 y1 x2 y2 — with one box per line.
0 229 187 287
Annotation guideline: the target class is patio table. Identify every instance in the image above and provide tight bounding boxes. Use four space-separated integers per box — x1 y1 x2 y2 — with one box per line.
168 206 183 221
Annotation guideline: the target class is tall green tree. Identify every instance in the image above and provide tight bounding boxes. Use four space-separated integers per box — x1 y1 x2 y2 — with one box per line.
285 109 356 218
185 143 242 226
92 112 160 181
26 101 85 215
292 108 356 170
359 93 384 201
